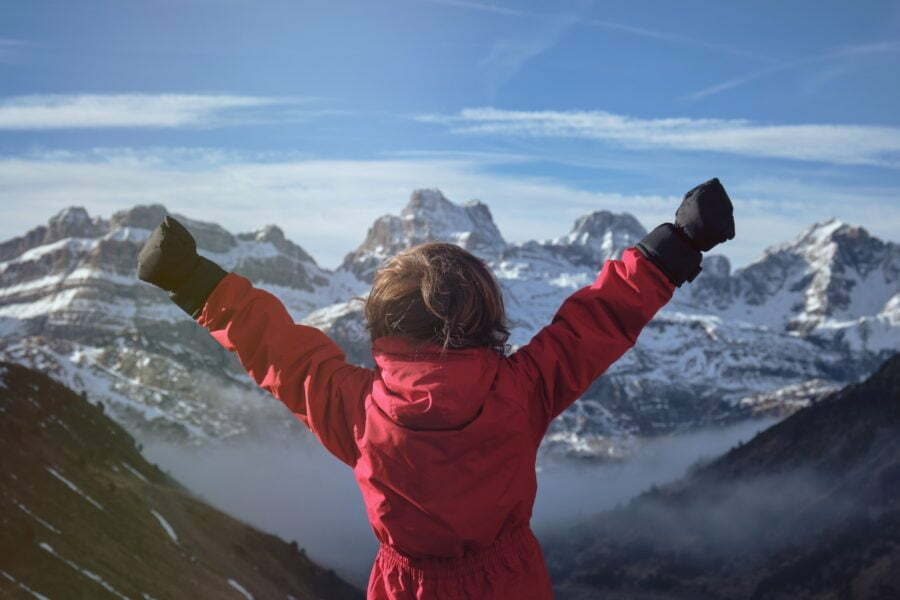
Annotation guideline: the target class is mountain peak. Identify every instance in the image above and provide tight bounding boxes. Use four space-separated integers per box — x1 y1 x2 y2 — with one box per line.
753 218 869 263
400 189 506 252
551 209 647 264
47 205 101 239
109 203 170 230
404 188 453 214
781 219 890 270
234 223 320 268
252 224 286 243
796 217 853 245
565 210 646 241
342 189 507 281
49 205 91 227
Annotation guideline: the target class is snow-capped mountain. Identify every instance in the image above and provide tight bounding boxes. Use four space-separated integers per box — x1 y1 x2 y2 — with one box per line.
677 218 899 347
325 191 898 457
0 203 365 444
1 191 897 459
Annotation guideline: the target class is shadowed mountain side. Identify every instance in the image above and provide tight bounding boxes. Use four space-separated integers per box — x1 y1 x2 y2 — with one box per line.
544 352 900 600
0 361 364 600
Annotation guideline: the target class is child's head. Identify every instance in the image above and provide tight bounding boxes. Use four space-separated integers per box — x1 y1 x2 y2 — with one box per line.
365 242 509 353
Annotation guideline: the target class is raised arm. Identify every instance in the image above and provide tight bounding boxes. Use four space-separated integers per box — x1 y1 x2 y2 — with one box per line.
508 178 735 437
137 216 372 467
507 247 676 433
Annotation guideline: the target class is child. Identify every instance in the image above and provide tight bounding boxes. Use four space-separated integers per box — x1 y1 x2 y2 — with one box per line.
137 179 735 599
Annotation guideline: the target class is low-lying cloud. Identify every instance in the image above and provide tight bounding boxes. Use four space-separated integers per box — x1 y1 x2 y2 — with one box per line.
141 418 774 588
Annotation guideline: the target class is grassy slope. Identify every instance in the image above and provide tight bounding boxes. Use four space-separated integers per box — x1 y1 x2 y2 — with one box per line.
0 361 364 600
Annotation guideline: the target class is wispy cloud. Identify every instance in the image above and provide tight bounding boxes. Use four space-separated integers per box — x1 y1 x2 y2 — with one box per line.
418 0 769 62
478 14 578 96
583 19 774 63
417 107 900 167
0 94 314 129
420 0 529 17
685 40 900 101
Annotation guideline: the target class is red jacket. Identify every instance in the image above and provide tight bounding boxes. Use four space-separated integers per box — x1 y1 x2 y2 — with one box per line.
196 247 675 599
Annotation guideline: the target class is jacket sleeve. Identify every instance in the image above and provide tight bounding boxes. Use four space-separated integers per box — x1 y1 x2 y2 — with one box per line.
506 247 675 438
195 272 374 467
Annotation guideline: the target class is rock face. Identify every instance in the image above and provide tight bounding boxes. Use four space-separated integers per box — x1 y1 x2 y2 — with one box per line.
543 352 900 599
0 361 364 600
1 191 897 460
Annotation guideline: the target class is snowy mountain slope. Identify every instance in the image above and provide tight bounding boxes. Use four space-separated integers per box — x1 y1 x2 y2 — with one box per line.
0 204 366 444
2 192 897 460
677 218 900 341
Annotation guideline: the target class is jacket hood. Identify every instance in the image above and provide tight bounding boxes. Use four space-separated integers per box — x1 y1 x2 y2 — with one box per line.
371 336 501 431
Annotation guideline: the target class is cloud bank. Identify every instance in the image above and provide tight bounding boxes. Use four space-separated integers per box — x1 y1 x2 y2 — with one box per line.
141 419 775 588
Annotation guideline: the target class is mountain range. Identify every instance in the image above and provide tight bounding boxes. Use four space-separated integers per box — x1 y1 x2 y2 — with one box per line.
1 190 897 458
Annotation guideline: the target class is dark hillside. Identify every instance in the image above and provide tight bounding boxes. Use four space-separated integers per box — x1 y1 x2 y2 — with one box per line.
545 353 900 600
0 361 363 600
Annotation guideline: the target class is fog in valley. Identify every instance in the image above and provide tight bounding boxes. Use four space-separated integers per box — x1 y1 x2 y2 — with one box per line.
143 418 776 587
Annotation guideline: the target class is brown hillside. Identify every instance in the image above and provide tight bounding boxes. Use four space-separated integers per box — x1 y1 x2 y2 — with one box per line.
0 361 364 600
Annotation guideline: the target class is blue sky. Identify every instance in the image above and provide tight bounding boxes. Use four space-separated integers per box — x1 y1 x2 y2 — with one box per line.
2 0 899 268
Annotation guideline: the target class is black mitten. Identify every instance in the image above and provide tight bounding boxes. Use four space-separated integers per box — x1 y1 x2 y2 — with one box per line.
674 177 735 252
636 177 735 287
636 223 702 287
137 215 227 318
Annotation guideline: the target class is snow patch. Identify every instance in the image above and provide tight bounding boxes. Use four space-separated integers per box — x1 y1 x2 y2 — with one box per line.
17 503 61 534
150 509 178 542
122 462 149 483
0 569 51 600
38 542 131 599
46 466 105 511
227 579 255 599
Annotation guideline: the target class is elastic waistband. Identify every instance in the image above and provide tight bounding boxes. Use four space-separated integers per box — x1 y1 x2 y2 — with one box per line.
376 524 537 579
